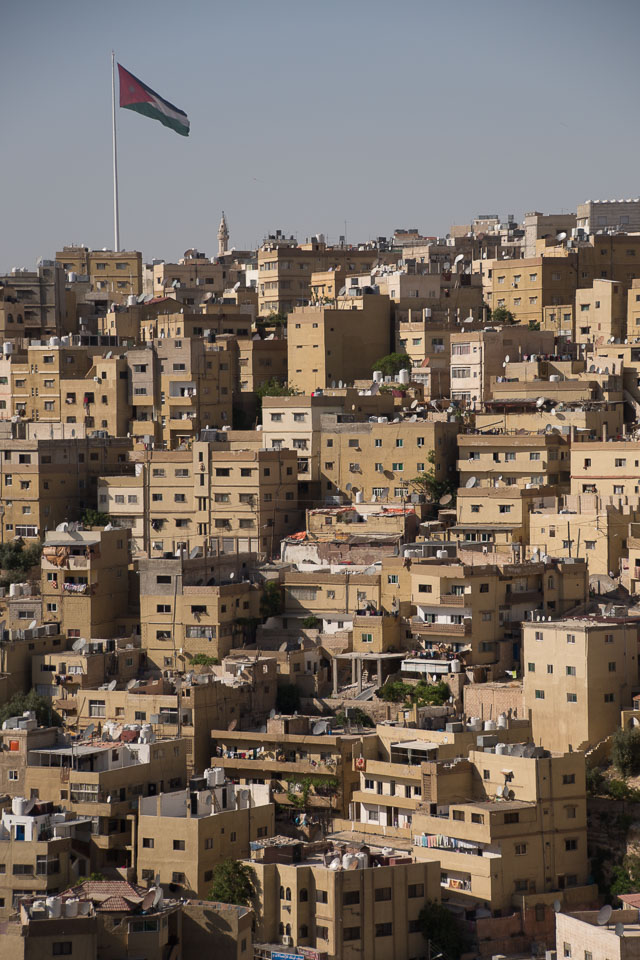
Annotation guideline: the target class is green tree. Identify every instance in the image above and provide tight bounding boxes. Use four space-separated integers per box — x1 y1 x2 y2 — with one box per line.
612 727 640 777
207 859 257 906
189 654 219 667
301 615 320 629
372 352 412 378
610 855 640 899
81 509 111 528
0 689 62 728
419 900 469 960
0 539 42 574
334 707 375 728
254 378 299 423
260 580 283 619
491 306 515 324
276 683 301 714
408 450 455 504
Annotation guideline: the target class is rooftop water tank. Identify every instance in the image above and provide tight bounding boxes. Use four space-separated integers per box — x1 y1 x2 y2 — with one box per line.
398 368 410 385
46 896 62 919
64 898 79 918
12 797 28 816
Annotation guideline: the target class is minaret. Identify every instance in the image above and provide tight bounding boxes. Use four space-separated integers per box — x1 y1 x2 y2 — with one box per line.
217 211 229 258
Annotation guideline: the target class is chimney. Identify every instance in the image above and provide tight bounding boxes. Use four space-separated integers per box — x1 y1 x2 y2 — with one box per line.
602 421 608 442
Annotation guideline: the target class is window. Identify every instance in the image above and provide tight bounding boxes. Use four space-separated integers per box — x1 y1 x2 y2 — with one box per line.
527 663 535 673
316 889 328 903
452 810 464 821
605 634 614 643
375 887 392 901
565 838 578 851
408 882 424 897
157 604 171 614
535 690 545 700
547 664 554 674
343 928 361 942
563 774 575 785
566 666 576 676
172 872 185 884
515 843 527 855
376 923 393 937
89 700 105 718
567 693 577 703
343 890 360 905
142 837 154 848
504 812 520 824
317 925 329 940
392 462 403 472
471 813 484 824
608 661 617 672
604 693 615 703
566 634 575 644
499 504 511 514
563 944 571 958
52 945 72 956
173 839 185 850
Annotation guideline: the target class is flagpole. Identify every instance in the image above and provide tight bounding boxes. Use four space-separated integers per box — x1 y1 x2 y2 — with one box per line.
111 50 121 252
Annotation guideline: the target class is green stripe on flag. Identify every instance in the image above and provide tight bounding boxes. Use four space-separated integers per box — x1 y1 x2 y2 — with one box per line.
123 101 189 137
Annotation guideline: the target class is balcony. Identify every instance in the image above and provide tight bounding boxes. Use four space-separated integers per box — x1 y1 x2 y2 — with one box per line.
504 589 541 605
410 617 471 637
439 594 467 606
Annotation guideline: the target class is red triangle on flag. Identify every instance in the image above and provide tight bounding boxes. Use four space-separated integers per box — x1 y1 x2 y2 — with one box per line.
118 64 154 108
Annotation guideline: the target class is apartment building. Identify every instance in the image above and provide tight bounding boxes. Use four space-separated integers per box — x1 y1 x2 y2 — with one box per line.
570 439 640 498
211 715 377 819
151 256 240 298
0 721 188 872
41 527 131 639
449 327 556 406
523 211 577 258
56 246 142 302
411 747 590 914
246 835 440 959
542 303 575 339
453 484 557 555
121 442 299 557
261 390 395 499
32 637 142 710
281 569 382 635
458 433 570 490
574 279 627 346
257 234 393 316
576 198 640 234
0 262 66 336
316 415 459 506
487 254 578 325
0 433 131 541
528 494 640 576
287 295 392 393
137 773 274 898
236 337 287 394
409 557 588 671
127 337 234 447
0 799 92 916
138 555 262 665
523 617 640 753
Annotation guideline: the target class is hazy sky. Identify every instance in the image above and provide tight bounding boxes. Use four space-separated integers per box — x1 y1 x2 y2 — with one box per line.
2 0 639 272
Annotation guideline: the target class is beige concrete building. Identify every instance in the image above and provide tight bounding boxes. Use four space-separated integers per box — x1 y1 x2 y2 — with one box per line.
137 775 274 898
411 747 591 913
287 295 392 393
458 432 570 490
555 908 640 960
487 253 578 325
0 262 66 337
56 246 142 302
247 834 441 958
576 198 640 234
524 211 576 258
0 432 131 541
523 617 640 752
570 439 640 498
41 527 131 640
575 279 627 347
449 327 556 406
316 415 459 506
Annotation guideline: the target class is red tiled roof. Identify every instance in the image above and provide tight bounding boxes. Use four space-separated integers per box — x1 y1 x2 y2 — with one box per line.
70 880 145 904
97 895 140 913
618 893 640 908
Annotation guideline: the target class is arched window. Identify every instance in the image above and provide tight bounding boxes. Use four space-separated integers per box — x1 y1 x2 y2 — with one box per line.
279 886 285 900
285 923 291 936
300 924 308 939
285 887 292 901
278 922 284 935
299 888 308 902
6 314 12 323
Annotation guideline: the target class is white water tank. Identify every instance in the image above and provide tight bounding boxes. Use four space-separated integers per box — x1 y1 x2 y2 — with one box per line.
495 743 508 755
329 857 341 870
378 416 388 423
343 854 357 869
46 896 62 919
206 767 225 787
467 717 482 732
450 659 462 674
2 342 12 357
78 900 91 916
497 714 508 729
436 550 448 559
484 720 497 731
12 796 27 816
67 272 77 283
127 294 137 307
398 368 410 385
355 490 363 504
355 852 368 869
9 583 19 598
64 898 79 918
373 370 383 382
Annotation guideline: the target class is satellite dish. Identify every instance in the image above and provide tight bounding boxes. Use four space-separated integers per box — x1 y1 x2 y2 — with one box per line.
556 231 567 242
597 905 612 925
141 890 155 910
83 723 95 740
28 619 37 630
269 708 277 719
536 397 546 408
126 678 138 690
615 923 625 938
278 641 288 652
411 399 418 409
228 718 238 731
504 354 510 364
152 886 162 908
108 679 117 691
346 483 352 491
72 638 86 652
501 784 510 798
440 493 453 506
229 571 235 579
454 254 465 266
465 476 477 488
553 899 563 914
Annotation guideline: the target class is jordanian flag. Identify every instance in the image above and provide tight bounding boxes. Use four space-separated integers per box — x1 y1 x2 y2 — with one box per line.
118 63 190 137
